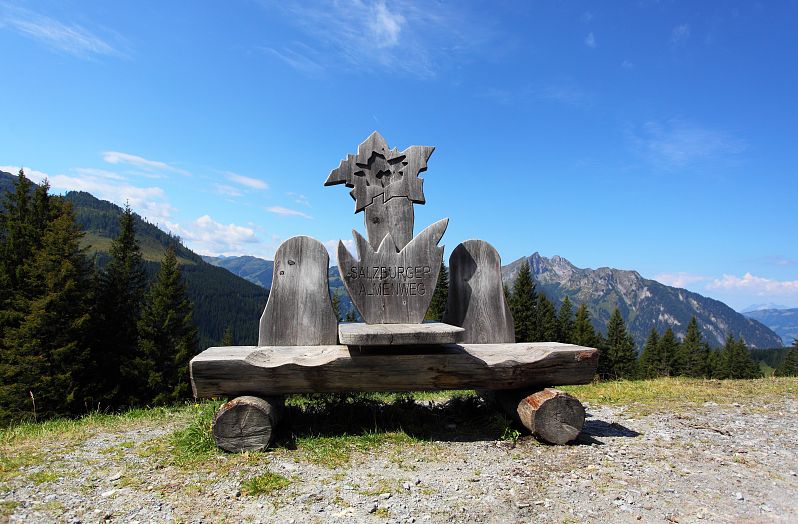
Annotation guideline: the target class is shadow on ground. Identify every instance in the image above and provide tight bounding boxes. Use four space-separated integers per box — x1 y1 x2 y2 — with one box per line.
276 393 513 447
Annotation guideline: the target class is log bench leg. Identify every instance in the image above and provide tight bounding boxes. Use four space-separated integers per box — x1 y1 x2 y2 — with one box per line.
212 395 284 452
487 388 586 445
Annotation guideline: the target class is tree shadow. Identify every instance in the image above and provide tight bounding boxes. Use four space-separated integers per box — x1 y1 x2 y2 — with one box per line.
275 393 514 448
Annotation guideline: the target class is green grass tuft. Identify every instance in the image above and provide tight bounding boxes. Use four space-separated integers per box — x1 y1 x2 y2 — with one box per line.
295 431 419 468
240 470 291 495
170 400 225 463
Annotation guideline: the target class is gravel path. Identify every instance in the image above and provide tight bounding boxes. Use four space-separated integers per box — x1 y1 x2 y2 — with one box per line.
2 397 797 523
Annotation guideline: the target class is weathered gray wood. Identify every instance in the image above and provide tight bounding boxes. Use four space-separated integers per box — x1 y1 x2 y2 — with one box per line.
337 218 448 324
190 342 598 397
258 236 338 346
490 388 585 444
444 240 514 344
338 322 465 346
324 131 434 250
212 395 284 452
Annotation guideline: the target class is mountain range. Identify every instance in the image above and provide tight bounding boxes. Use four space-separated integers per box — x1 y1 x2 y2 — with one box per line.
742 308 798 346
207 250 784 349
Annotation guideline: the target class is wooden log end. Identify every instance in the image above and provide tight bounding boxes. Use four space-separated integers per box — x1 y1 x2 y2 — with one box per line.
523 388 585 445
212 395 283 453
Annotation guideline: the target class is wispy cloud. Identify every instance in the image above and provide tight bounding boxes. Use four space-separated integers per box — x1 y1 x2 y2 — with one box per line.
707 273 798 296
629 119 746 169
167 215 261 256
621 60 634 69
670 23 691 45
3 163 175 225
480 82 593 109
225 172 268 190
102 151 191 177
0 2 120 59
584 32 596 48
324 239 355 260
214 184 244 198
261 0 482 79
287 192 311 207
266 206 313 219
655 272 710 289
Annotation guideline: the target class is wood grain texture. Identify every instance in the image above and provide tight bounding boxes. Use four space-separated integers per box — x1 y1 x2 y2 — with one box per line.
337 218 448 324
443 240 515 344
338 322 465 346
212 395 284 452
490 388 585 444
190 342 598 397
364 196 414 251
258 236 338 346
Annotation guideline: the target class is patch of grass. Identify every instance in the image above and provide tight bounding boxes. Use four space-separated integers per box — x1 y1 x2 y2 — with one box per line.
562 376 798 414
240 470 291 496
0 448 44 483
286 390 476 409
295 431 418 468
170 400 225 464
1 500 19 518
0 404 189 446
357 478 403 496
29 470 61 485
375 507 390 518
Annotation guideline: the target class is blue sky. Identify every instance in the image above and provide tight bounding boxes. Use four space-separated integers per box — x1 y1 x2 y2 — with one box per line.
1 0 797 311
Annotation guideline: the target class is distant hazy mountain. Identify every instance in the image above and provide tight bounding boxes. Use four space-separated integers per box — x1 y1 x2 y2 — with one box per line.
742 308 798 346
502 253 784 349
740 303 790 313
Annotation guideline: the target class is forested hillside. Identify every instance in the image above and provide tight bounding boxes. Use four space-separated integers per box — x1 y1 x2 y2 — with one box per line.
1 171 267 349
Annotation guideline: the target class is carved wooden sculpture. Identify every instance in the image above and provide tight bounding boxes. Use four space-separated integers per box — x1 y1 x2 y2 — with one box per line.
326 132 446 324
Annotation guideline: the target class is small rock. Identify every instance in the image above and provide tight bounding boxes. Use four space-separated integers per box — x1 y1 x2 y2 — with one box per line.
403 482 412 491
380 492 392 500
100 489 116 498
735 492 744 501
368 503 378 513
414 478 421 485
107 471 123 482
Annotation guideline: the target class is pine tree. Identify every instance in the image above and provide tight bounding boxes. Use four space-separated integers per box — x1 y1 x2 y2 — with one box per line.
134 246 198 405
93 204 147 406
718 335 761 379
604 307 638 379
221 326 234 346
509 261 538 342
775 339 798 377
572 304 596 348
638 327 661 378
557 296 574 343
331 292 342 322
537 293 558 342
425 262 448 321
681 317 710 378
657 327 679 377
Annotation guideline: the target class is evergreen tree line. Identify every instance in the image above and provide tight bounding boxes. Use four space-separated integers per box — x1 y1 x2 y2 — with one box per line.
504 261 789 380
0 171 198 424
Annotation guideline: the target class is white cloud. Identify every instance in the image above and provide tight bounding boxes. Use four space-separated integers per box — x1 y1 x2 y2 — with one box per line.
102 151 191 176
266 206 313 219
621 60 634 69
629 119 746 169
225 172 268 190
671 24 690 45
167 215 261 256
584 32 596 48
0 165 50 184
2 163 176 225
707 273 798 296
655 272 709 289
0 3 119 59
